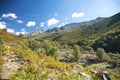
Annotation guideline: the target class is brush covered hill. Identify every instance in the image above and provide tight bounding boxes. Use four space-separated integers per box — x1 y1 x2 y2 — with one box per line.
0 29 23 43
26 17 105 40
54 12 120 42
29 13 120 43
0 13 120 80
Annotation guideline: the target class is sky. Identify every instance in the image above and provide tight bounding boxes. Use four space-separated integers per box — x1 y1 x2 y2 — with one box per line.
0 0 120 35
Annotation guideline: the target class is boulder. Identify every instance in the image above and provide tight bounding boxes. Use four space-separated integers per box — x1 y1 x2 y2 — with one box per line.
101 70 111 80
90 70 98 74
79 72 93 80
73 65 83 71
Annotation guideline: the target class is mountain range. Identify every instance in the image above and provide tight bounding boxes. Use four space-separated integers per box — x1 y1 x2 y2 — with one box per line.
27 12 120 42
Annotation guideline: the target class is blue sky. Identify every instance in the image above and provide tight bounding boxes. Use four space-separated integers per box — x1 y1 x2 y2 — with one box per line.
0 0 120 35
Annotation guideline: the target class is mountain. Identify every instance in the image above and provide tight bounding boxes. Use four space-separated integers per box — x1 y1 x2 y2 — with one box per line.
29 13 120 42
0 13 120 80
45 17 105 33
92 21 120 53
31 30 43 36
28 17 106 39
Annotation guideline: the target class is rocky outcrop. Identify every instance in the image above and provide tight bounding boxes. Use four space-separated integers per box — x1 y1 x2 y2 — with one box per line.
73 65 83 72
90 70 98 74
101 71 111 80
78 72 94 80
1 54 25 79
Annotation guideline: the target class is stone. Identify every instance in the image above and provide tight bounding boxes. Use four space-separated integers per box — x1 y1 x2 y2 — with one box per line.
90 70 98 74
73 65 84 71
101 70 111 80
79 72 93 80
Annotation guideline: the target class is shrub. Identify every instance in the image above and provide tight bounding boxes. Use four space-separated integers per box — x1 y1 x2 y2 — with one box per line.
96 48 107 61
10 63 49 80
73 45 81 62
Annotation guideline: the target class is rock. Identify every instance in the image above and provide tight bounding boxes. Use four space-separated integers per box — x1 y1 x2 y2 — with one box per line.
102 70 109 75
101 70 111 80
78 72 93 80
73 65 83 72
90 70 98 74
1 54 24 79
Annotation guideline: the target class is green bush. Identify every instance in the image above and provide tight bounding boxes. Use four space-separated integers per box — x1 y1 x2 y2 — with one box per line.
57 72 83 80
10 63 49 80
73 45 81 62
96 48 107 61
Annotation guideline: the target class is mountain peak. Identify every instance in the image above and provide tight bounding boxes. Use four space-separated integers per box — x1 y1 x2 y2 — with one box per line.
31 30 43 36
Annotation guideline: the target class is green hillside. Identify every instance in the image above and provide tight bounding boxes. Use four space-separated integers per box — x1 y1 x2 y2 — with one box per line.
0 13 120 80
33 13 120 43
92 21 120 53
0 30 23 43
56 13 120 42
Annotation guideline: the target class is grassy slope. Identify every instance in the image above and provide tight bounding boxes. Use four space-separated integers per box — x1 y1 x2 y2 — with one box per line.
0 30 23 42
32 13 120 42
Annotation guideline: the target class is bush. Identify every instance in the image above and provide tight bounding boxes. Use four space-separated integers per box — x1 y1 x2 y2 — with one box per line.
10 63 49 80
96 48 107 61
73 45 81 62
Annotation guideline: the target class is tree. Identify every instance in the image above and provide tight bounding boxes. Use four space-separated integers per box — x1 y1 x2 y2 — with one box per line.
96 48 107 61
73 45 81 62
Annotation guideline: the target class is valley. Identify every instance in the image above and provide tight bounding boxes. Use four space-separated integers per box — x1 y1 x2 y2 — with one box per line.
0 12 120 80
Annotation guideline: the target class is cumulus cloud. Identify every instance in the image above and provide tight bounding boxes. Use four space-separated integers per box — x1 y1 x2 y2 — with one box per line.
58 23 66 28
26 21 36 27
47 18 59 26
0 21 6 29
40 22 45 27
0 21 14 33
17 20 23 23
7 28 14 33
16 31 26 35
72 12 84 18
21 28 26 31
2 13 17 19
16 28 28 35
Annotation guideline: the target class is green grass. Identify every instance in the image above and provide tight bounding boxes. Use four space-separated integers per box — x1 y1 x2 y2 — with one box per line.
0 30 23 43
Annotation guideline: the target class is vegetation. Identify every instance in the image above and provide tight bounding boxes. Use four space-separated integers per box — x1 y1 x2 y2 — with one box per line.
96 48 108 61
0 13 120 80
73 45 81 62
0 29 23 42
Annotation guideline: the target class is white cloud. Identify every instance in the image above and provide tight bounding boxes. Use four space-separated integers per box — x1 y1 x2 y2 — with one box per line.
26 21 36 27
17 20 23 23
0 21 6 29
40 22 45 27
7 28 14 33
72 12 84 18
16 31 28 35
47 18 59 26
2 13 17 19
58 23 66 28
21 28 25 31
16 28 28 35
